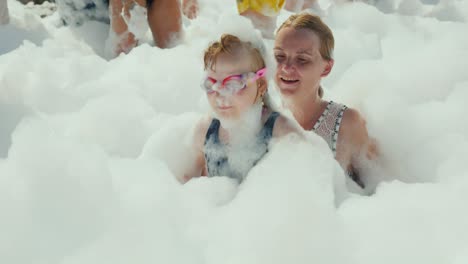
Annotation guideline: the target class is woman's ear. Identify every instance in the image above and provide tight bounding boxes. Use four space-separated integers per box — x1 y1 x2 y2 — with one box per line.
321 59 334 77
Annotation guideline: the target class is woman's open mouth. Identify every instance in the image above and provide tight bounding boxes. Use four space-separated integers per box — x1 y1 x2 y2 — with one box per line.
279 76 300 94
280 77 300 85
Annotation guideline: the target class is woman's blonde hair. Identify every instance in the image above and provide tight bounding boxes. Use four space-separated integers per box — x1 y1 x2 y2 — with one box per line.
204 34 276 109
277 13 335 98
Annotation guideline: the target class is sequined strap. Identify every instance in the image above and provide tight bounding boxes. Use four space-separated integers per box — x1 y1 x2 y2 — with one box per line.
312 101 347 157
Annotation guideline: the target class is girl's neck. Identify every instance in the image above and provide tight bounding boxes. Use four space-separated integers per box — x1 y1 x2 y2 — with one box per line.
219 104 266 144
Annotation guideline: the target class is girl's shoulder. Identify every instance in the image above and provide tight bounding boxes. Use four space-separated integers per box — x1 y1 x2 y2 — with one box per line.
192 115 215 149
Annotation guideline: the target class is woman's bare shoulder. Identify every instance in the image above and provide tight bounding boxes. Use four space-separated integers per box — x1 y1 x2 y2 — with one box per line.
339 107 373 153
272 113 303 138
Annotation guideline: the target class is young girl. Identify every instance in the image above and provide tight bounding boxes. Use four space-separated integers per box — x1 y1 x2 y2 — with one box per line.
183 34 300 183
274 13 378 188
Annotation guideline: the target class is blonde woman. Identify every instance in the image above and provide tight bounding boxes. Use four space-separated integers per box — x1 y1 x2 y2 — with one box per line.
274 13 377 188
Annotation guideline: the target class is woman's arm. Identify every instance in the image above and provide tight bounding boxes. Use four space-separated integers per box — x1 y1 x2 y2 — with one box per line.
340 108 379 182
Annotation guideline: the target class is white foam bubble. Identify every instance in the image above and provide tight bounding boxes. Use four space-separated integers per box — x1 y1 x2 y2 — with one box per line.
1 0 468 263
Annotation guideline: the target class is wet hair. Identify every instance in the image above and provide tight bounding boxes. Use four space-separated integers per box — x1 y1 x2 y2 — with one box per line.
203 34 265 72
277 13 335 98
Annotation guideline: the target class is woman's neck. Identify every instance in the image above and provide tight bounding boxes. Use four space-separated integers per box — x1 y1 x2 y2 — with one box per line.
286 91 326 131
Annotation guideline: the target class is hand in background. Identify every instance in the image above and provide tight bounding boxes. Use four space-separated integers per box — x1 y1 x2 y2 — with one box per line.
182 0 199 19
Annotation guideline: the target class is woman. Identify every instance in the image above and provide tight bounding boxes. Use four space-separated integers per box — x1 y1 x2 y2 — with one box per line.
183 33 299 183
274 13 377 188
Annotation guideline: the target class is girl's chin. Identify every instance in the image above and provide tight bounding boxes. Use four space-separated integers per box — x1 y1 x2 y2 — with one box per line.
214 109 238 119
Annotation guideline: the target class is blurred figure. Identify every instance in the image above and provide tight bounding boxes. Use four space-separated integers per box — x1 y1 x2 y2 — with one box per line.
237 0 285 38
284 0 317 11
55 0 198 57
123 0 199 52
0 0 9 25
182 0 198 19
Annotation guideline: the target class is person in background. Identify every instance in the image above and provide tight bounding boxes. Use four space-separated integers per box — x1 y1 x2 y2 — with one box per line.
284 0 317 12
55 0 198 57
0 0 9 25
236 0 285 38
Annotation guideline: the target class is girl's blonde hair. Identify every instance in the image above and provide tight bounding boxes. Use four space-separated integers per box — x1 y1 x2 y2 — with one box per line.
204 34 265 72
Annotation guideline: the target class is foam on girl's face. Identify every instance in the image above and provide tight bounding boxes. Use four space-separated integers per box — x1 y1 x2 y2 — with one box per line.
206 52 262 122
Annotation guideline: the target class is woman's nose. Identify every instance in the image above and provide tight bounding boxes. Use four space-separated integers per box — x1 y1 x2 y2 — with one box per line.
280 61 295 73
